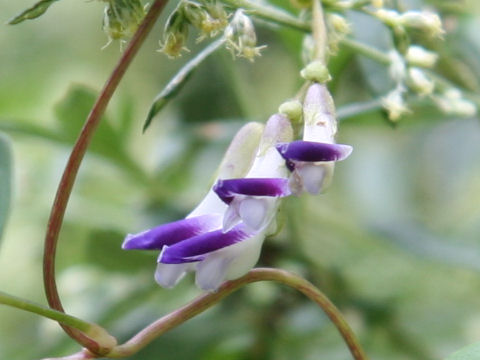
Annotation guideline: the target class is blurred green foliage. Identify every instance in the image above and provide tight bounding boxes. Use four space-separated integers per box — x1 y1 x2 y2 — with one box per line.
1 0 480 359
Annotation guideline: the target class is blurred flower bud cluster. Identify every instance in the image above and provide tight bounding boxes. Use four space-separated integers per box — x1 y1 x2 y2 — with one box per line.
159 0 229 58
100 0 146 45
225 9 267 62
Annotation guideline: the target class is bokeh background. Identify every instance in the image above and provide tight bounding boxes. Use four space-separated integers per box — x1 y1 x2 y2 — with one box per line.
1 0 480 359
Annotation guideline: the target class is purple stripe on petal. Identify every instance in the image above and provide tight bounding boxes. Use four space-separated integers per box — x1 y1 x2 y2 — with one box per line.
122 214 223 250
276 141 352 163
213 178 291 204
159 224 254 264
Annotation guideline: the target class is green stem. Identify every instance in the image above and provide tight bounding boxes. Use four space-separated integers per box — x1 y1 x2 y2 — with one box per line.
340 37 390 65
313 0 328 63
42 0 168 355
105 268 367 360
0 291 91 332
222 0 309 31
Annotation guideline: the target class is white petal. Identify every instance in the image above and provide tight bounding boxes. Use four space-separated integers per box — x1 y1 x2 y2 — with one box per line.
188 190 227 218
195 256 231 291
238 197 269 231
223 231 264 281
154 262 190 288
223 202 241 232
297 163 327 195
194 231 265 291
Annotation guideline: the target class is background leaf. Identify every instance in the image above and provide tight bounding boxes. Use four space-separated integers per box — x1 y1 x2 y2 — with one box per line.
0 132 12 244
8 0 61 25
446 342 480 360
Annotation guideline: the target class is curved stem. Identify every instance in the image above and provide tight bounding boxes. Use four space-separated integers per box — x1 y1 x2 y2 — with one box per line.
42 0 168 354
106 268 367 360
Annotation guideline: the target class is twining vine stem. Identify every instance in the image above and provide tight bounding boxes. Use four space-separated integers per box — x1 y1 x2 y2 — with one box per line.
42 0 169 355
44 268 368 360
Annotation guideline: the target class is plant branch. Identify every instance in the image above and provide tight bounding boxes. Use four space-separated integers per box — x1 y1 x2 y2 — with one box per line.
80 268 366 360
42 0 168 355
0 291 92 333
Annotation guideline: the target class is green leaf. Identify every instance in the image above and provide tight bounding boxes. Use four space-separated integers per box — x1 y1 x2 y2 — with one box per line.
0 133 12 243
8 0 61 25
446 342 480 360
53 85 125 164
143 38 226 132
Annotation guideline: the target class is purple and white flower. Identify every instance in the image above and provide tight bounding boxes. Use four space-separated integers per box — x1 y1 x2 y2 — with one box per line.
276 83 353 195
213 113 293 232
123 122 267 290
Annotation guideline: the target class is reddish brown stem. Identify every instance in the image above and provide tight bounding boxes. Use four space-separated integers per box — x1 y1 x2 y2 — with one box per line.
42 0 168 354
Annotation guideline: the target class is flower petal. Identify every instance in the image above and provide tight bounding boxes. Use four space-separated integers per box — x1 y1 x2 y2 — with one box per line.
276 141 352 163
154 263 192 288
159 224 255 264
122 214 223 250
213 178 291 204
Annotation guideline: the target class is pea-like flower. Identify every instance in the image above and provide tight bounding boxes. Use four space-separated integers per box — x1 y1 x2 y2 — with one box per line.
276 83 352 195
123 122 267 290
213 114 293 232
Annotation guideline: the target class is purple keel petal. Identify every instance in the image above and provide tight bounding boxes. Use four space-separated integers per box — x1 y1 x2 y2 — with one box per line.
122 214 223 250
276 141 352 163
159 224 254 264
213 178 291 204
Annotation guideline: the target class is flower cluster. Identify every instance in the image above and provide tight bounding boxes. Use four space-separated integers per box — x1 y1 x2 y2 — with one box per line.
123 82 352 291
101 0 146 45
159 0 229 58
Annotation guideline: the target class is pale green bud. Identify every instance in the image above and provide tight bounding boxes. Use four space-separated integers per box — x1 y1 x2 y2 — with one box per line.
388 50 407 83
225 10 266 61
434 89 477 117
102 0 145 41
407 67 434 96
159 9 190 58
382 87 410 121
399 11 444 38
374 9 401 27
182 1 228 41
405 45 438 68
300 61 332 83
278 100 303 124
328 13 351 34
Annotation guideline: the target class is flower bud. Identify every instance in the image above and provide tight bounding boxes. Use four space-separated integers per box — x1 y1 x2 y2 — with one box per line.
371 0 383 8
300 61 332 83
407 67 434 96
388 50 407 83
328 13 351 34
399 11 444 38
225 9 267 61
382 87 410 121
405 45 438 68
200 0 229 38
159 9 190 58
434 89 477 117
279 100 303 124
182 0 228 41
374 9 401 27
102 0 145 41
